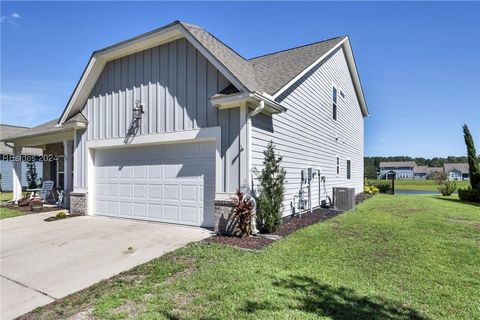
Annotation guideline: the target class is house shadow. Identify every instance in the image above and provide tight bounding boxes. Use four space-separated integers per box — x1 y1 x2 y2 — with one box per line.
124 118 141 144
433 196 480 208
241 275 427 320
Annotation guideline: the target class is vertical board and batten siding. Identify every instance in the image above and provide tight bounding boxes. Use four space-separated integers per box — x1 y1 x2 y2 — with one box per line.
0 160 43 191
73 38 241 193
251 46 364 217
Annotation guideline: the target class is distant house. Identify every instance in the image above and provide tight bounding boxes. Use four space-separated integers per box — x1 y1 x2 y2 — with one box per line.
414 166 428 180
444 163 470 181
0 124 43 191
378 161 416 179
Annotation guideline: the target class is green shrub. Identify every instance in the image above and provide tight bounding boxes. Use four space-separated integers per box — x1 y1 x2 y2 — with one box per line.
256 141 286 233
458 187 480 202
438 180 457 196
364 185 379 195
374 183 391 194
56 211 67 219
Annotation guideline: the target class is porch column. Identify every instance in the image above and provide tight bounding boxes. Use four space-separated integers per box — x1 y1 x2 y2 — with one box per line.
12 146 23 203
63 139 73 208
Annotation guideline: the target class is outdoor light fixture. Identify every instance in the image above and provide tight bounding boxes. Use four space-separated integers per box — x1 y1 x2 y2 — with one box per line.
133 100 144 120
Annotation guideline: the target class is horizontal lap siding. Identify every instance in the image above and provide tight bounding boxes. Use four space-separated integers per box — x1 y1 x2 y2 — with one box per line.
75 38 239 192
0 160 43 191
251 47 364 216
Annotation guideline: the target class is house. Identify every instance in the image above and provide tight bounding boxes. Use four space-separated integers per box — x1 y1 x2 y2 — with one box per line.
3 21 368 228
413 166 428 180
378 161 416 180
0 124 43 191
444 163 470 181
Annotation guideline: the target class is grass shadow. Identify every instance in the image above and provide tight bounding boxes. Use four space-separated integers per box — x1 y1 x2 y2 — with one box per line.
434 196 480 208
242 275 427 320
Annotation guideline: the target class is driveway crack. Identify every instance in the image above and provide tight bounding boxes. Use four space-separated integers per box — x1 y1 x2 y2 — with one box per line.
0 274 57 300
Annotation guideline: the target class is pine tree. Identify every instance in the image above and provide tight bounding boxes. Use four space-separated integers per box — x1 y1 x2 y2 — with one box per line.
257 141 286 233
26 158 38 189
463 124 480 190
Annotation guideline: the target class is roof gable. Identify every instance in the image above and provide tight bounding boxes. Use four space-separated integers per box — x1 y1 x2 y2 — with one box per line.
59 21 368 124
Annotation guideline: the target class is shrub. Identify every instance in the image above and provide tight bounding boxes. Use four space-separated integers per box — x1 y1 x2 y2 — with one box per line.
30 199 43 212
364 185 379 195
56 211 67 219
256 141 286 233
230 189 255 237
374 183 391 194
458 187 480 202
438 180 457 196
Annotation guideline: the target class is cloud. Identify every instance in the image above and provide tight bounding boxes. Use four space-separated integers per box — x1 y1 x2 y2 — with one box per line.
1 12 20 26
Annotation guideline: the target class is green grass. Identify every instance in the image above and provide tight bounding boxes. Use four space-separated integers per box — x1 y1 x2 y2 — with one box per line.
24 195 480 320
0 207 25 220
367 179 471 191
0 192 13 202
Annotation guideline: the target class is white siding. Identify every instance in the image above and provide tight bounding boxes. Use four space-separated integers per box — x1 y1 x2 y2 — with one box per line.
251 46 365 216
74 38 241 192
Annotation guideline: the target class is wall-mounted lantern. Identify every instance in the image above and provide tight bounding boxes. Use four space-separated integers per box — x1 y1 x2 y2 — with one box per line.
133 100 144 120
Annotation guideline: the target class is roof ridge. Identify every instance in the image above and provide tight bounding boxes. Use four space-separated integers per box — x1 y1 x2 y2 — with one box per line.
179 21 252 63
0 124 30 129
249 35 346 62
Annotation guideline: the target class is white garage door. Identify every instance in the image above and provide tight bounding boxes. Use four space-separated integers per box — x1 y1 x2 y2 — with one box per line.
94 141 215 227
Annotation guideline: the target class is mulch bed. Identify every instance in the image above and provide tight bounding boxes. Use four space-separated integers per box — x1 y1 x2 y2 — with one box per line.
206 193 374 251
2 203 61 214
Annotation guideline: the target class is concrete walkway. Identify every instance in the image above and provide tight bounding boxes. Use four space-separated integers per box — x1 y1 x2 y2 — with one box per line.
0 212 210 319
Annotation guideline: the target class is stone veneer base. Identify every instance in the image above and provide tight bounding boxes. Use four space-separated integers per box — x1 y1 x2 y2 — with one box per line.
213 199 237 235
70 192 88 216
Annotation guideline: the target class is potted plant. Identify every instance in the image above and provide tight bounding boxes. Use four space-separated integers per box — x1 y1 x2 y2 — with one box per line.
30 199 43 212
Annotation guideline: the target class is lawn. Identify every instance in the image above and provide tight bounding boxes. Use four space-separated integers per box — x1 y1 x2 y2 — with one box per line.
367 179 471 191
0 192 26 219
0 207 25 220
22 195 480 320
1 191 13 202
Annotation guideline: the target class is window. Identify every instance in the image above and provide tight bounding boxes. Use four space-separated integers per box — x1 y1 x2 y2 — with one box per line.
332 86 338 120
339 90 345 99
336 156 340 175
57 156 65 190
347 159 351 180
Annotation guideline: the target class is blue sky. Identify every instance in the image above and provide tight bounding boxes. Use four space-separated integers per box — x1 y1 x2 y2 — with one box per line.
1 1 479 158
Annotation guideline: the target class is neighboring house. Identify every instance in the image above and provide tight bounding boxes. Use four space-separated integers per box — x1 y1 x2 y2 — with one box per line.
414 166 428 180
3 21 368 228
0 124 43 192
444 163 470 181
378 161 416 180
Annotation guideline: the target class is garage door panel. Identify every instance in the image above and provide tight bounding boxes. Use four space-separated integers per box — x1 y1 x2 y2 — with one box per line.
94 142 214 227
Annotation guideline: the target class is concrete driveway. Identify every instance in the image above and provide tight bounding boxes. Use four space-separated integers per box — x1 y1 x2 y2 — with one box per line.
0 212 210 319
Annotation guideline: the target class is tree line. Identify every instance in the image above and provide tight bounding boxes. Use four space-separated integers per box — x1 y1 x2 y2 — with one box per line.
364 156 470 179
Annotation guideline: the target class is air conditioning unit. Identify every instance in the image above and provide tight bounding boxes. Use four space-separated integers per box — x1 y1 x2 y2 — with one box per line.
333 187 355 211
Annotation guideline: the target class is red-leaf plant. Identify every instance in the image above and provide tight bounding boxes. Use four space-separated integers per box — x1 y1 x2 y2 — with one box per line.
230 189 255 237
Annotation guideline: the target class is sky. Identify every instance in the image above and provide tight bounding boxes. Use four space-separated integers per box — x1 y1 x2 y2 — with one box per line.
1 1 479 158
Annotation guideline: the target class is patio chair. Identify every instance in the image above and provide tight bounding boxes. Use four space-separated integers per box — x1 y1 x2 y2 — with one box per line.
39 180 56 203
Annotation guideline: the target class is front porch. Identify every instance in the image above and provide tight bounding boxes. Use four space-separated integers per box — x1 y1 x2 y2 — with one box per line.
3 116 87 209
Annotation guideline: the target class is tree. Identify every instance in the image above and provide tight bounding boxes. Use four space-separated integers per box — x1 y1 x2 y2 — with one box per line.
26 157 39 189
256 141 286 233
463 124 480 190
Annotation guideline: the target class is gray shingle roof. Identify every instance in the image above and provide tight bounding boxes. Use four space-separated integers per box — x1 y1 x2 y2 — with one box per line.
444 163 469 174
379 161 416 168
249 37 346 95
179 22 345 96
0 124 43 155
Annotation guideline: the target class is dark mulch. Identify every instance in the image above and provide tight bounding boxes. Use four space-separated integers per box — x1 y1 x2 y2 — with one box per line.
2 203 61 213
356 192 374 204
207 193 375 251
